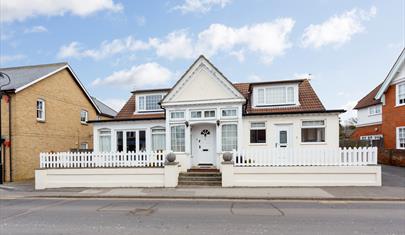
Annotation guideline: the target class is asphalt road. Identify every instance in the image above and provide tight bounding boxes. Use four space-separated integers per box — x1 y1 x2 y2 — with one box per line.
0 198 404 235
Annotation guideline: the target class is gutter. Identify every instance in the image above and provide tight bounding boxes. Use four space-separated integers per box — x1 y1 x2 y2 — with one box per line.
243 109 346 116
88 117 165 123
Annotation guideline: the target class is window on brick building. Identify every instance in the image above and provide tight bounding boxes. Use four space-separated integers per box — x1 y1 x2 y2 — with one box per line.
397 127 405 149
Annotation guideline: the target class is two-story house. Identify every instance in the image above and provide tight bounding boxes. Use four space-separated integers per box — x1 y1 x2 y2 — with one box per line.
89 55 344 172
0 63 117 182
352 48 405 153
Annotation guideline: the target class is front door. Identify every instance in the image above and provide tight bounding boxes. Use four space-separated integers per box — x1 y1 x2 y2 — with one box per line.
276 125 292 148
191 125 216 165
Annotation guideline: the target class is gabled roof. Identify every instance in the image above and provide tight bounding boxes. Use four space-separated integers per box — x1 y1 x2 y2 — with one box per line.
114 94 165 120
375 48 405 99
91 97 118 118
161 55 245 104
354 83 382 109
0 62 101 114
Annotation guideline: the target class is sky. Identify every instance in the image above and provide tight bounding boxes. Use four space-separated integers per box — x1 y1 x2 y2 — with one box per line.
0 0 404 121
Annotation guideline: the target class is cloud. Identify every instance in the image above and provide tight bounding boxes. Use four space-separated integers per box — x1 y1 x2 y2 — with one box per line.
149 30 195 60
301 6 377 48
92 62 173 89
339 100 358 122
136 16 146 26
196 19 295 64
1 0 123 23
24 25 48 33
0 54 26 65
58 36 150 60
173 0 231 14
58 18 294 64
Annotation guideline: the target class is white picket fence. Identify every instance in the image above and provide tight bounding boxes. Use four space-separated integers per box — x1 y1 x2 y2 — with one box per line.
39 151 166 169
233 147 378 167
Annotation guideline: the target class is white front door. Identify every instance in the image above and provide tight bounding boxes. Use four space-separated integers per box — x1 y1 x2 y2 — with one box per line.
191 124 216 165
276 125 292 148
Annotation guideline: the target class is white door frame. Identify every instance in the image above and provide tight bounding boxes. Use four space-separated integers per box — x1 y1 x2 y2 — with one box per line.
191 123 216 166
275 124 293 148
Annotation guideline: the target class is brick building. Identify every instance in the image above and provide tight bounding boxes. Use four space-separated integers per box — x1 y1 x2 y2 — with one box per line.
0 63 117 181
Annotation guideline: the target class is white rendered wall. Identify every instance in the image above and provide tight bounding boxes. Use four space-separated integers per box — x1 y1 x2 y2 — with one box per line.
357 105 382 126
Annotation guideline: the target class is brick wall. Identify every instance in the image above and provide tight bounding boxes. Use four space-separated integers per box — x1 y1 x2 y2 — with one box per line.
378 149 405 167
382 84 405 149
1 69 101 181
351 124 382 140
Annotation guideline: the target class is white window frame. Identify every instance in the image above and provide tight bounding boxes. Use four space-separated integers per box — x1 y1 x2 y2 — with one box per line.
151 126 166 151
396 82 405 107
36 99 45 121
98 129 112 152
80 109 88 124
170 111 185 120
249 122 267 144
114 129 147 152
368 105 381 116
253 84 299 107
221 108 238 118
397 126 405 149
301 120 326 144
171 125 186 153
221 123 238 151
190 109 216 120
360 135 383 141
136 93 165 113
80 143 89 150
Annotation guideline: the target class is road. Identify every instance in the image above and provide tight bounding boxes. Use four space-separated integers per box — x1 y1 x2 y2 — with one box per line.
0 198 404 235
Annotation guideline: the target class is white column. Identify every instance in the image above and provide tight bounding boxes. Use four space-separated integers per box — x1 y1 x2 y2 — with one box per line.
237 105 243 151
165 111 171 151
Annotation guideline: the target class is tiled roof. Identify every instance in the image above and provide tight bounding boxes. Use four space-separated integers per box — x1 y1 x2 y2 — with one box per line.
115 94 165 120
354 84 382 109
113 79 326 120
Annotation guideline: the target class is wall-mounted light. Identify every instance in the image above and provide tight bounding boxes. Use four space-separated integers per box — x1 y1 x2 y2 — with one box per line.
216 120 220 127
185 121 189 127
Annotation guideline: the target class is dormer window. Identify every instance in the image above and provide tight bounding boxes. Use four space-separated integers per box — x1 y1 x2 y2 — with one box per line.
137 94 164 112
253 84 298 107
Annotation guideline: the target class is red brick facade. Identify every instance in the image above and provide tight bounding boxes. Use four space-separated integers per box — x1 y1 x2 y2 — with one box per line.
351 124 382 140
382 84 405 149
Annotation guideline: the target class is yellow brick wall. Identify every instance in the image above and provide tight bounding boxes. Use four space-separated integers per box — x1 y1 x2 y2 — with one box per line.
1 68 103 181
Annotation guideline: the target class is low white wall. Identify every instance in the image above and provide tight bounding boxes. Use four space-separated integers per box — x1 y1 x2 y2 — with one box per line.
222 165 381 187
35 166 179 189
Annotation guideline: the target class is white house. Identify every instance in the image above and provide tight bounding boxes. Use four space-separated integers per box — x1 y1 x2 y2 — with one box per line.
89 55 344 172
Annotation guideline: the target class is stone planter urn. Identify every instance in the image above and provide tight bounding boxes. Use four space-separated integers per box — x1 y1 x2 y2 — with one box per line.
222 152 233 162
166 152 176 163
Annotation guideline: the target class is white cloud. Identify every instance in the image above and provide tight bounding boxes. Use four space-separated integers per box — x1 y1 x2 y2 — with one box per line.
1 0 123 23
58 19 294 64
149 30 195 60
101 98 126 112
339 100 358 122
92 62 173 89
301 6 377 48
0 54 26 65
196 19 295 64
58 36 149 60
24 25 48 33
173 0 231 14
136 16 146 26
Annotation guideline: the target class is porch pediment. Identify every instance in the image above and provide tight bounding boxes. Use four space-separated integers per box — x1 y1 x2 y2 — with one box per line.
161 55 245 105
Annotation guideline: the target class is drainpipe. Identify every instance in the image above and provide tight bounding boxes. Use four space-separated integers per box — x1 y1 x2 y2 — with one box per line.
7 94 12 182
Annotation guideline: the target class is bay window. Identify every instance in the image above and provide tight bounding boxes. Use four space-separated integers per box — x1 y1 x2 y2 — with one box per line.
250 122 266 144
190 110 216 119
301 120 325 143
170 111 185 120
221 108 237 118
99 129 111 152
152 127 166 151
171 125 185 152
222 124 237 151
115 130 146 152
397 83 405 106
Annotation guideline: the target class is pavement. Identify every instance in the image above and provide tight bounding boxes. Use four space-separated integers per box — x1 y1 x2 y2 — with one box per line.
1 198 405 234
1 165 404 201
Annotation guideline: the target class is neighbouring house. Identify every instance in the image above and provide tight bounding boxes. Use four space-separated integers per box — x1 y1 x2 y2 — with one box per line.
352 48 405 149
352 48 405 165
89 55 344 172
0 62 117 182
